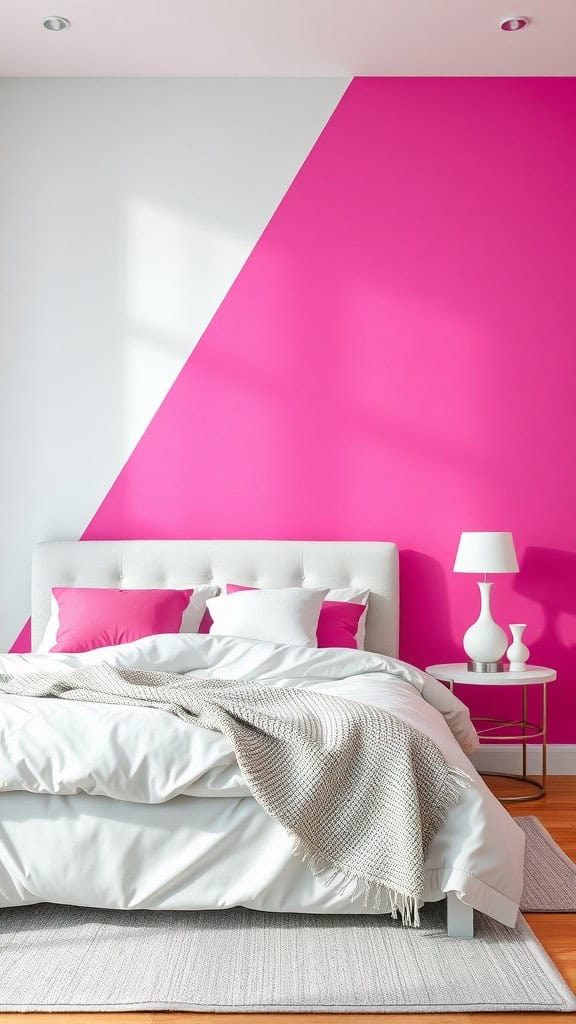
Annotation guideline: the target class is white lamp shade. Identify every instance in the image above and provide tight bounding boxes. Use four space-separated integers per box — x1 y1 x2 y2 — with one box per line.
453 532 519 574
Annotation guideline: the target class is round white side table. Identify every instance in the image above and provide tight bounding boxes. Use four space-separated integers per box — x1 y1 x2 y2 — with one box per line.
426 664 557 803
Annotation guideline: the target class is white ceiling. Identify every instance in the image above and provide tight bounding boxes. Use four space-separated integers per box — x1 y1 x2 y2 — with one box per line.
1 0 575 77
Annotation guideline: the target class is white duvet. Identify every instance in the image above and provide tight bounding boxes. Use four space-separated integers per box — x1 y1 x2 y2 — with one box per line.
0 634 524 925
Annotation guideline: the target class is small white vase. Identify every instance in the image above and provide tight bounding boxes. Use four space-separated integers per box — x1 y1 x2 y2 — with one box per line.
507 623 529 671
463 581 508 664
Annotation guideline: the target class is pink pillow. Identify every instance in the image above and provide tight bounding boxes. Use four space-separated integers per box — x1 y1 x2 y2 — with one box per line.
226 584 364 650
198 608 213 634
315 601 365 649
50 587 193 654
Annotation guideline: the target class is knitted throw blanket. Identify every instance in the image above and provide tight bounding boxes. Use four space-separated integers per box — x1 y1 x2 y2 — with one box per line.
0 664 470 925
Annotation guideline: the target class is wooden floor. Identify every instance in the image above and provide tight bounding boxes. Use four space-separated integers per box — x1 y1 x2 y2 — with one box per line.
1 776 574 1024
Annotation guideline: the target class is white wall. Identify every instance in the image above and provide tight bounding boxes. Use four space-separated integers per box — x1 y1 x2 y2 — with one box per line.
0 78 348 650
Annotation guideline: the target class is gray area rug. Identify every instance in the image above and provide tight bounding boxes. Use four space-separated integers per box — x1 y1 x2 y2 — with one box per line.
518 816 576 912
0 901 574 1013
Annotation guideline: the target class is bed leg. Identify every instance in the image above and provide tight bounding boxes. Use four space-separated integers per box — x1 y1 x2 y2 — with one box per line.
446 892 474 938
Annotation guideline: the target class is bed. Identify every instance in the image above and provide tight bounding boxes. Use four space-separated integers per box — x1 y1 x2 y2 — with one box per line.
0 540 525 938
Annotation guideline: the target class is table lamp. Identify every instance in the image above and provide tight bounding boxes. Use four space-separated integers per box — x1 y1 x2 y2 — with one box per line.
453 531 519 672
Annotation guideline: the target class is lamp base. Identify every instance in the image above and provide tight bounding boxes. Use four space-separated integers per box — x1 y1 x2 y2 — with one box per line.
467 660 506 673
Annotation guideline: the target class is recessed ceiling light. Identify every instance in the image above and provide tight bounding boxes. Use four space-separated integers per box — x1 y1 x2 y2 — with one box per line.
500 16 529 31
42 15 71 31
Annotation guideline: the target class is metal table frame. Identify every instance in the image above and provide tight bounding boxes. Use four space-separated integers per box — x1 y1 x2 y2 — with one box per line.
448 678 548 803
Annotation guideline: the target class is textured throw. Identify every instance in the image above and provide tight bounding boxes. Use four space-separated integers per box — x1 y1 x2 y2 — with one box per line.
0 664 470 925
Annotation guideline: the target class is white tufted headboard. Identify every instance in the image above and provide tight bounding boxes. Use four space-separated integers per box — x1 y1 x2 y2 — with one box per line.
31 540 399 656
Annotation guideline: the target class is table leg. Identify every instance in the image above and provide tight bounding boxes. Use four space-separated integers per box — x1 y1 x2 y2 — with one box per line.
522 685 527 779
542 682 547 793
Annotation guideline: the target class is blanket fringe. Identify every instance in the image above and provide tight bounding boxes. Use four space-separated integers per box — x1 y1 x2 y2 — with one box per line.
292 763 471 929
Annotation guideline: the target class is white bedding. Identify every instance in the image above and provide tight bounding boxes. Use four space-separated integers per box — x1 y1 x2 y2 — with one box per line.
0 634 524 925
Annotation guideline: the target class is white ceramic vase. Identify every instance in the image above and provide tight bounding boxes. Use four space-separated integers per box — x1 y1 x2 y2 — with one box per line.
507 623 529 671
463 581 508 664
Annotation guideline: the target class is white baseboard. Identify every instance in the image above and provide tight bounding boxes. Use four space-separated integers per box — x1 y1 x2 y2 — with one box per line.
470 744 576 775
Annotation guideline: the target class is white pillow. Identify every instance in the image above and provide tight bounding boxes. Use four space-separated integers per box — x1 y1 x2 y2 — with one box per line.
226 585 370 649
207 587 328 648
36 583 218 654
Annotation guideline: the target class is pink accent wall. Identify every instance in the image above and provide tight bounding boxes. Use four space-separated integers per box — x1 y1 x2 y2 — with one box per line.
14 78 576 742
